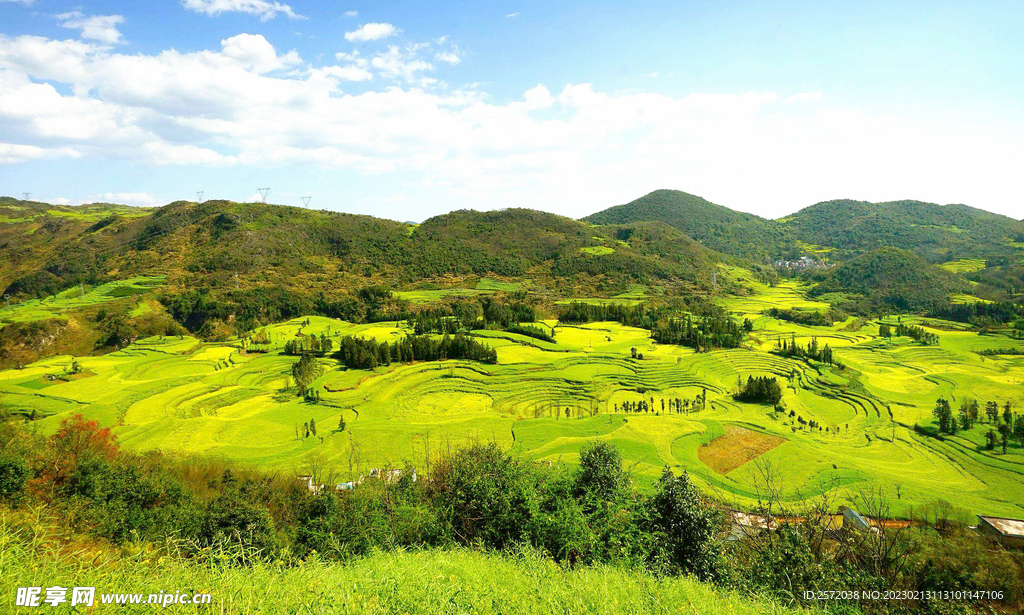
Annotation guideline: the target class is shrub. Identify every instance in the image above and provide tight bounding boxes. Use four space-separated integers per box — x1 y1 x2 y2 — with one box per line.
428 442 537 550
648 467 721 581
0 456 29 503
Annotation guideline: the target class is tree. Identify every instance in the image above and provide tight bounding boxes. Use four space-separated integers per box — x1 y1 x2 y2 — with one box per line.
648 467 720 581
985 429 998 450
309 418 317 437
879 322 892 338
933 398 953 434
986 401 1000 424
338 414 346 432
575 441 629 506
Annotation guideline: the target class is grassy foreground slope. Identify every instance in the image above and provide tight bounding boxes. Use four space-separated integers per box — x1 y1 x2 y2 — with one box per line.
0 522 803 615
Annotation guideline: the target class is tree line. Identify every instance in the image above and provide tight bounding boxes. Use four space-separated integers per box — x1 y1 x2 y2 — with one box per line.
334 333 497 370
773 335 836 365
932 397 1024 452
734 376 783 405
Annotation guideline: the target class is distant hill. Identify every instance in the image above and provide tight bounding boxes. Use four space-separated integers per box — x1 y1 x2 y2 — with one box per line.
582 189 792 261
0 198 720 301
810 247 971 311
782 199 1024 264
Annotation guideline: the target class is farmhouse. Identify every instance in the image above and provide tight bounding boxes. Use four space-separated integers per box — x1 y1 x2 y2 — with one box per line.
295 475 324 494
976 516 1024 548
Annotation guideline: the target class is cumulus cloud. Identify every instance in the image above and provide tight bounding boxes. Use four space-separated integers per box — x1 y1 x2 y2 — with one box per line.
0 142 80 164
435 50 461 65
371 44 434 83
56 12 125 45
786 91 822 103
343 10 358 17
181 0 302 21
345 22 398 42
94 192 159 206
0 32 1021 218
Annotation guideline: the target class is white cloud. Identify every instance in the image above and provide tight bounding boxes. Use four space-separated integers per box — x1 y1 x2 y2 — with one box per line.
435 50 461 65
506 12 519 18
371 44 433 83
0 142 80 163
345 23 398 42
786 91 822 103
343 10 358 17
2 0 35 5
220 33 300 72
56 12 125 45
181 0 302 21
0 32 1021 219
95 192 159 206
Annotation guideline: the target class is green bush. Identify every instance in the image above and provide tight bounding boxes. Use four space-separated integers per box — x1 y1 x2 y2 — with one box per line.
0 456 29 503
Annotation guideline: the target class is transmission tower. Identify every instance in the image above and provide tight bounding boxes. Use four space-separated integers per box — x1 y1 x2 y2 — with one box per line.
196 191 204 203
301 196 312 208
257 187 271 203
22 192 30 201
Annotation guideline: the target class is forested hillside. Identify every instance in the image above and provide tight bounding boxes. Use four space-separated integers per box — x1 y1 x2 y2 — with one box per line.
809 247 971 311
0 198 720 301
782 198 1024 263
582 189 792 261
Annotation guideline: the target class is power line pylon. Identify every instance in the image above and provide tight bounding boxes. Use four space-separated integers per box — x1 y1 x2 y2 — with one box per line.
257 187 271 203
301 196 312 208
196 191 204 203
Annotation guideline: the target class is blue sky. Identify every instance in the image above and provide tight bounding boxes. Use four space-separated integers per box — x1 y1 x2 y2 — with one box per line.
0 0 1021 220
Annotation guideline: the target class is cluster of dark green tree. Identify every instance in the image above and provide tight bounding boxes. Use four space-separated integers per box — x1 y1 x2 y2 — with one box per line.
283 333 334 357
407 296 552 341
928 301 1023 326
613 392 706 415
291 354 321 399
651 314 745 352
766 307 842 327
772 336 836 365
557 301 663 328
160 286 413 338
334 333 497 370
880 322 939 345
931 398 1024 452
734 376 783 405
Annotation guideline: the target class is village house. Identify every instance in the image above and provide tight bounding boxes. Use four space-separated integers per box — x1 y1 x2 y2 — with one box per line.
976 516 1024 548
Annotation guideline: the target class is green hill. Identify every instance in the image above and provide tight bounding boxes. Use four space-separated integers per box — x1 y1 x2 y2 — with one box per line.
810 247 971 310
582 189 792 261
0 198 720 301
782 198 1024 264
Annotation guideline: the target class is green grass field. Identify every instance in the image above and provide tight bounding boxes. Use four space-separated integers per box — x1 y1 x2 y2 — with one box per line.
2 277 1023 519
0 276 166 326
0 520 804 615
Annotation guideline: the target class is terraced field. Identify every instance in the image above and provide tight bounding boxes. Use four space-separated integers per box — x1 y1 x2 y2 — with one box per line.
1 279 1023 518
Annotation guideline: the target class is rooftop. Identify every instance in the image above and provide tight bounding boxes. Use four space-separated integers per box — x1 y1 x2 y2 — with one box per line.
978 516 1024 537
